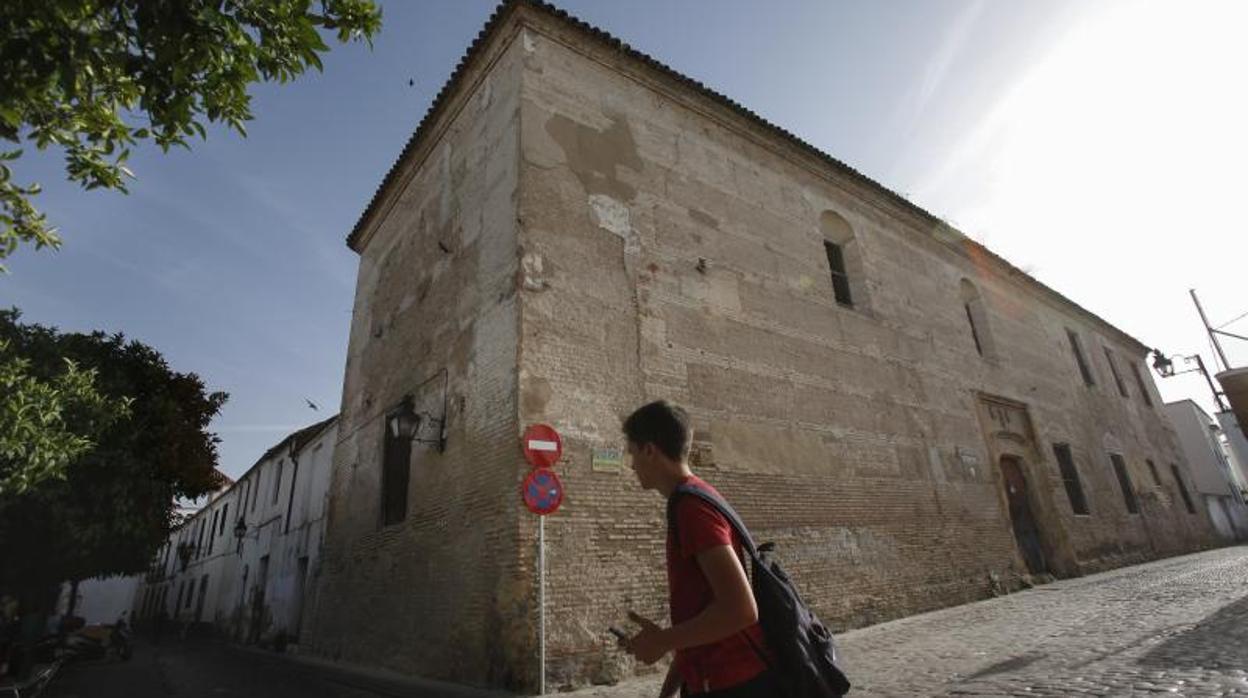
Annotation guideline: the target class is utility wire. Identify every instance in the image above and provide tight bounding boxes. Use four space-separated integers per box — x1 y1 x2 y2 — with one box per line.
1217 309 1248 329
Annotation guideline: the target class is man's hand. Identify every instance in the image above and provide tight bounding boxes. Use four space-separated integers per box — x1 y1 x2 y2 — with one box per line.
624 611 671 665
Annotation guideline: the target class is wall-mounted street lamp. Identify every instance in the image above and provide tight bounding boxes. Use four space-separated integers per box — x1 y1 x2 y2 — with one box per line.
1152 348 1229 412
390 394 446 452
1151 350 1175 378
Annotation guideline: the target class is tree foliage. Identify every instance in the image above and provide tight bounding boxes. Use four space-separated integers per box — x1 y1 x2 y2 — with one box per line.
0 309 227 603
0 332 128 495
0 0 382 268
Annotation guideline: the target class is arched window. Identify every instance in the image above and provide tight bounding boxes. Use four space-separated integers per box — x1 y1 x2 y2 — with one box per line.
819 211 869 310
959 278 996 359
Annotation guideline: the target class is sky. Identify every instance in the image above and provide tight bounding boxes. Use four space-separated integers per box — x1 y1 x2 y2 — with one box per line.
4 0 1246 481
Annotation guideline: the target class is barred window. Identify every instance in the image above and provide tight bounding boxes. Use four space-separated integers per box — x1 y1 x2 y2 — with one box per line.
1053 444 1089 515
1104 347 1128 397
1170 464 1197 514
382 413 412 526
1130 363 1154 407
824 241 852 307
820 210 868 310
1068 330 1095 386
1109 453 1139 514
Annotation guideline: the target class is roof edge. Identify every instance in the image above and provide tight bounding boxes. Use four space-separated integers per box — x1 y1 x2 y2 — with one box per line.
345 0 1150 353
187 414 340 518
347 0 525 252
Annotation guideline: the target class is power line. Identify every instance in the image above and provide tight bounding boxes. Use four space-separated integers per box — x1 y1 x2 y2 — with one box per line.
1217 309 1248 330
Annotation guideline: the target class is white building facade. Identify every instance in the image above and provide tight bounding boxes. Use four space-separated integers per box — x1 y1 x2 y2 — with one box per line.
1216 411 1248 496
55 575 140 626
131 416 337 647
1164 401 1248 540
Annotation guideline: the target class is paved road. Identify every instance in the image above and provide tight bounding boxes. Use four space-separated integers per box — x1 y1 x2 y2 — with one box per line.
571 545 1248 697
44 545 1248 697
44 638 506 698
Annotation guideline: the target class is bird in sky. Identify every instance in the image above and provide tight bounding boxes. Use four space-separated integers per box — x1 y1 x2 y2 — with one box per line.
305 398 319 411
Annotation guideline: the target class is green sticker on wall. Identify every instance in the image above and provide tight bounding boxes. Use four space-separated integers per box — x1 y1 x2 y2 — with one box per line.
592 447 623 473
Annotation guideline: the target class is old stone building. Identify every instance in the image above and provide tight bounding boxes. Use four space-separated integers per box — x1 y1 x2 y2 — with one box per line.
308 1 1220 692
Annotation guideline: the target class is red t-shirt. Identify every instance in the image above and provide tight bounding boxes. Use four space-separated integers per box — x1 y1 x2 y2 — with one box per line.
667 475 770 692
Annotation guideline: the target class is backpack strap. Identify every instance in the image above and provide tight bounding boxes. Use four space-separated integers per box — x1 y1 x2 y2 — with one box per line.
667 483 760 560
667 484 777 672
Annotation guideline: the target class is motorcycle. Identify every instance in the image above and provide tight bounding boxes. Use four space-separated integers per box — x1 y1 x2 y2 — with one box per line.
59 620 131 662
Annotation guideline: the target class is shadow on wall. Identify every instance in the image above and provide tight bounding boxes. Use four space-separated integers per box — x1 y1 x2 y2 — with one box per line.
1139 594 1248 670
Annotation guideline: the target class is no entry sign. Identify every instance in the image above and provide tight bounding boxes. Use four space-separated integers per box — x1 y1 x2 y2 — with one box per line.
523 424 563 468
522 468 564 515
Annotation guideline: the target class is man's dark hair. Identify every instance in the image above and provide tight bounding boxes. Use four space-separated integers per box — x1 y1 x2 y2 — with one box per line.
623 400 691 461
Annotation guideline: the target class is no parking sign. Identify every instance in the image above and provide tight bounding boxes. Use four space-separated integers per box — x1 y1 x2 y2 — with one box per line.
522 468 564 516
521 424 564 517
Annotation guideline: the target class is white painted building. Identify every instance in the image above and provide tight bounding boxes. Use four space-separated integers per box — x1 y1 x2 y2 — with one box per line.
131 415 338 647
1163 401 1248 540
55 493 213 628
55 575 140 626
1216 411 1248 497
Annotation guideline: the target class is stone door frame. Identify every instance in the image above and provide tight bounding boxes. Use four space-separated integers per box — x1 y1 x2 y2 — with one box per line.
974 392 1077 577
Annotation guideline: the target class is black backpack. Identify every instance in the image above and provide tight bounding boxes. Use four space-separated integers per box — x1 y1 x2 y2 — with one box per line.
668 483 852 697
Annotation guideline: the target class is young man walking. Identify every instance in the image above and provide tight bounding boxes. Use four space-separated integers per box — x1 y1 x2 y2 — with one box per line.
621 400 779 697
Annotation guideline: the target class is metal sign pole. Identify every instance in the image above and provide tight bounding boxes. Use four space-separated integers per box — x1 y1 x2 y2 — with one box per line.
538 514 546 696
521 424 563 697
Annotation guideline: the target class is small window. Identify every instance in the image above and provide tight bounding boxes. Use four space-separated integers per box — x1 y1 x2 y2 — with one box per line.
1104 347 1129 397
1109 453 1139 514
272 461 283 504
1067 330 1095 386
1170 464 1197 514
208 511 218 554
820 210 868 310
381 414 412 526
284 460 300 534
1145 459 1162 488
965 304 983 355
824 241 853 307
959 279 996 359
1053 444 1089 515
1130 363 1154 407
219 503 229 536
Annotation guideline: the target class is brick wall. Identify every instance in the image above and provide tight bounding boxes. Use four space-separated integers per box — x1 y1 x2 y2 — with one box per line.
511 10 1219 690
310 5 1221 693
307 23 533 689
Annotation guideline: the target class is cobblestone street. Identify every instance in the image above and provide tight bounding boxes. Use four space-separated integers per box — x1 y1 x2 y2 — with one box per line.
37 546 1248 697
571 545 1248 697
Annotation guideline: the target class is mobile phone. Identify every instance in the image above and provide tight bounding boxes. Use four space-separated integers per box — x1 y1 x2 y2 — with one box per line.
608 625 627 640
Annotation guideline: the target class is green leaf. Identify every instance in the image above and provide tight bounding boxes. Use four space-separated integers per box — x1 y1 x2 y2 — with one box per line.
0 0 382 264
